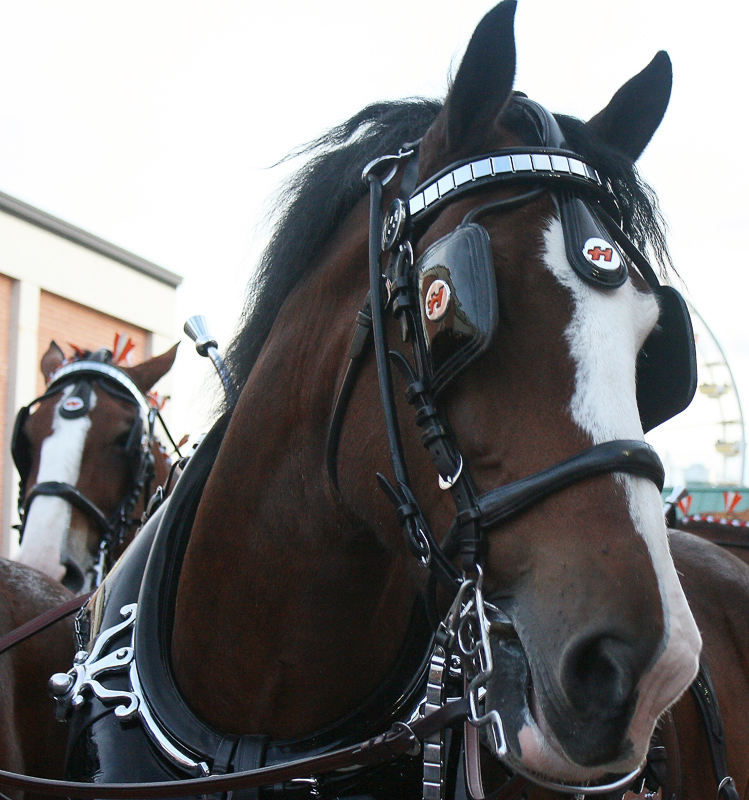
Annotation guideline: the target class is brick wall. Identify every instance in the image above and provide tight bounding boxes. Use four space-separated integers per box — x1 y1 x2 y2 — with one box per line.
36 291 149 396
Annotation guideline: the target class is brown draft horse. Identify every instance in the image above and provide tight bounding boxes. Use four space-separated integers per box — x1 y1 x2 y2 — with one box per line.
0 559 75 800
674 518 749 569
168 0 704 790
11 3 745 800
666 533 749 800
12 341 177 593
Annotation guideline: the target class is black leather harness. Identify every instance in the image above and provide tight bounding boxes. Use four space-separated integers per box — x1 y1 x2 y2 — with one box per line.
327 97 694 603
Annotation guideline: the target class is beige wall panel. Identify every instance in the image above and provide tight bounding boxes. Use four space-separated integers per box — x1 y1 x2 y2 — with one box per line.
0 212 176 341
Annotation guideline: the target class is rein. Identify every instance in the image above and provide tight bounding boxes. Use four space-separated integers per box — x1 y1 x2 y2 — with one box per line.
0 592 90 657
0 699 470 798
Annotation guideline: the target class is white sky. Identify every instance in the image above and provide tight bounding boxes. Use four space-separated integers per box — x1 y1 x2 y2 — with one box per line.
1 1 747 484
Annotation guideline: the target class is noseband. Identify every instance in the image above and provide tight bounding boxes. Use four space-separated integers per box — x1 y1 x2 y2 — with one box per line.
327 99 695 594
12 358 158 584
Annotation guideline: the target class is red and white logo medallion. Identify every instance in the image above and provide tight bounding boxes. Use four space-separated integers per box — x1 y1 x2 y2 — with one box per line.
582 237 621 272
425 279 451 322
62 397 84 413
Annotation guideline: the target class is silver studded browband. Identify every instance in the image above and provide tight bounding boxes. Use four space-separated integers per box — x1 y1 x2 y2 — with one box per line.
46 360 152 421
408 149 610 221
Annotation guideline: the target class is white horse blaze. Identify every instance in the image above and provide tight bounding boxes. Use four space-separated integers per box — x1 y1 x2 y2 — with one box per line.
15 387 95 582
513 219 702 777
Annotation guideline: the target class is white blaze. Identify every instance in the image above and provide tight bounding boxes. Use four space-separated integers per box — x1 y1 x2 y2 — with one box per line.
15 386 95 582
513 219 701 777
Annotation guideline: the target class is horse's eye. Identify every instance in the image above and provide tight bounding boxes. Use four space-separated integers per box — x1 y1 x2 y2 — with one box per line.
113 431 130 449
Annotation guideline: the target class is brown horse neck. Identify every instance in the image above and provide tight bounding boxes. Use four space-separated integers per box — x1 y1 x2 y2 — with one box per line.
171 218 424 739
171 434 421 737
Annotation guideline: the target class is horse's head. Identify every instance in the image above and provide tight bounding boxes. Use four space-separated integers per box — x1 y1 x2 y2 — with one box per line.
332 1 700 787
13 341 177 593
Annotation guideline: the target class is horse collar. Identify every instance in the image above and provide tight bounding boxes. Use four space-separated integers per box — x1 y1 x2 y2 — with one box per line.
52 420 436 790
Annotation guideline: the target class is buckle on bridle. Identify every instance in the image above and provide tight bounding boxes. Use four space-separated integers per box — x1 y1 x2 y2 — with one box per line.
441 567 509 757
362 146 416 187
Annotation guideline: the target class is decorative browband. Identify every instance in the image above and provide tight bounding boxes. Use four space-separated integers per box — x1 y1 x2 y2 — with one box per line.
47 361 152 420
408 148 613 222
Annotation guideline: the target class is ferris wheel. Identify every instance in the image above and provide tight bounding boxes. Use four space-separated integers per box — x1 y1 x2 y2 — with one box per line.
645 301 746 487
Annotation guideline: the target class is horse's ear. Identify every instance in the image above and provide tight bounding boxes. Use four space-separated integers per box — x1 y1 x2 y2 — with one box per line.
429 0 517 153
124 343 179 393
40 341 65 383
587 51 672 161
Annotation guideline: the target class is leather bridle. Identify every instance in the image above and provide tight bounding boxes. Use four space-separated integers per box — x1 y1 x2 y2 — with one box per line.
327 138 666 598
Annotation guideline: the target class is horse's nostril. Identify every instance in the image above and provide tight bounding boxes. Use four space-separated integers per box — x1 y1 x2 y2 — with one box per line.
61 564 85 594
560 632 635 719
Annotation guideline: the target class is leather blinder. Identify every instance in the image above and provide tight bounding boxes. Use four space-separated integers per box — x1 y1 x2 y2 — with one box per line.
408 95 697 430
11 405 32 484
415 223 498 395
637 285 697 432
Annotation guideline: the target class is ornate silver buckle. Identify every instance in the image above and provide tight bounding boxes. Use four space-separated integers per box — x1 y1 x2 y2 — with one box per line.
49 603 138 721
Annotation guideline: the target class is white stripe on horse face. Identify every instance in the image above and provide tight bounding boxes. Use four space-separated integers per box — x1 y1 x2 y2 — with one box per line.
535 218 701 766
15 386 96 582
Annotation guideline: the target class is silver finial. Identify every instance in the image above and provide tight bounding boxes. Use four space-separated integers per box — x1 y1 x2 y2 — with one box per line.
184 316 239 406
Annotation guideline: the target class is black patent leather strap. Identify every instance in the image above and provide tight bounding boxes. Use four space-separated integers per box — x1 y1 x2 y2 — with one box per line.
477 440 664 531
690 663 741 800
326 297 373 489
24 481 113 534
365 175 462 591
367 175 409 488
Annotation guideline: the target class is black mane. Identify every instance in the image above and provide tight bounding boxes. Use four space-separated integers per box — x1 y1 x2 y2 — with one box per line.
221 100 442 409
221 97 669 412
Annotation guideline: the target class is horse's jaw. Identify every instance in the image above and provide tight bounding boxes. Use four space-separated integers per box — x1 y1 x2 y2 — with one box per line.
483 601 700 786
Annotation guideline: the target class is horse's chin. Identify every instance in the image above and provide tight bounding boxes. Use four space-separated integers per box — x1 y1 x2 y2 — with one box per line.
484 636 647 787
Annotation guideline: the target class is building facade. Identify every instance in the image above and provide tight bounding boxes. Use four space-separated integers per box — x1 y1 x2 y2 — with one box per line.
0 190 181 557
